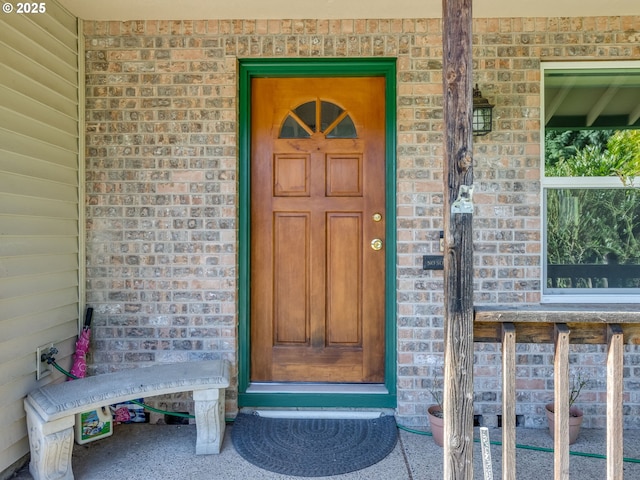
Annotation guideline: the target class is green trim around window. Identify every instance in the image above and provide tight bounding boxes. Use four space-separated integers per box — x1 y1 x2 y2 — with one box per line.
238 58 397 409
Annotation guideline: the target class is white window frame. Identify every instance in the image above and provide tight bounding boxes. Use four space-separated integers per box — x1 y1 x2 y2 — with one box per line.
541 60 640 304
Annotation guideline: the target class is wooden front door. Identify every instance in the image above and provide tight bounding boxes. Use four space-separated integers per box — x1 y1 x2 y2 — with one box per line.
250 77 386 384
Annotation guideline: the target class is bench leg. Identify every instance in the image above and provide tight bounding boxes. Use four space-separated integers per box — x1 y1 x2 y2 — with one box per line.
193 388 225 454
24 399 75 480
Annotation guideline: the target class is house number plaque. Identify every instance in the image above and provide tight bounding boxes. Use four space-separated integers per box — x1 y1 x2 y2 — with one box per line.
423 255 444 270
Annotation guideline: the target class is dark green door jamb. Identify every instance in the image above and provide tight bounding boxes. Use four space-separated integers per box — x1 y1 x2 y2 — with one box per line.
238 58 397 408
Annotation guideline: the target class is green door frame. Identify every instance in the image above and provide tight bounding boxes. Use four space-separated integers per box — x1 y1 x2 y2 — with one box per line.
238 58 397 408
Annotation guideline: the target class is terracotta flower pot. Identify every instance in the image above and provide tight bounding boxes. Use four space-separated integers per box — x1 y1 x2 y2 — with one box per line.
428 405 444 447
545 403 584 445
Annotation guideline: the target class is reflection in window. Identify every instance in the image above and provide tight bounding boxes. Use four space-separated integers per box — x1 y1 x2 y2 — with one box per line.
279 99 357 139
327 116 356 138
542 63 640 296
320 101 343 132
293 101 317 131
281 116 310 138
546 188 640 289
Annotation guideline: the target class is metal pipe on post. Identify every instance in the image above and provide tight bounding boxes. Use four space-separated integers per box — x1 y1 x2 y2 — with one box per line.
442 0 475 478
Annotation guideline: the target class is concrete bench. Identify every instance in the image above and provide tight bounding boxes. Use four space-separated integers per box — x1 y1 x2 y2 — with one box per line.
24 360 230 480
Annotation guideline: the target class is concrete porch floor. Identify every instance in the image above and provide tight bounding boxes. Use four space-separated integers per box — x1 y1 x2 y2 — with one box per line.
13 423 640 479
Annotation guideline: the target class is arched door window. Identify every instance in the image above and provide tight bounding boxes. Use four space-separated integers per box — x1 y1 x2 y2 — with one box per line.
279 99 357 139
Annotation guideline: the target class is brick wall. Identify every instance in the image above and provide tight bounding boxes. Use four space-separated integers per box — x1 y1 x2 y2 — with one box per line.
83 16 640 427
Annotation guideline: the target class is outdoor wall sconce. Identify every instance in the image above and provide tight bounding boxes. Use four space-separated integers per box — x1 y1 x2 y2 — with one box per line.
472 85 494 136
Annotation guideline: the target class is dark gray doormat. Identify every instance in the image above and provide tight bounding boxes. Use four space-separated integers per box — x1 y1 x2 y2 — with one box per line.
231 413 398 477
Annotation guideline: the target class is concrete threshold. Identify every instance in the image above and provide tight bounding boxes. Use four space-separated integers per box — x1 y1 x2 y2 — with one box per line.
247 408 387 419
246 382 388 394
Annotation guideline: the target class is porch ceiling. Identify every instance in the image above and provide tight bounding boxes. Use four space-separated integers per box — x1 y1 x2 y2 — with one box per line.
545 69 640 129
59 0 635 21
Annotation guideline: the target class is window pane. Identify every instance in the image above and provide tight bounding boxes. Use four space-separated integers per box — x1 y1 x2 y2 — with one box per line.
280 115 310 138
545 129 640 178
546 188 640 289
293 101 316 131
544 68 640 130
320 101 343 132
326 115 357 138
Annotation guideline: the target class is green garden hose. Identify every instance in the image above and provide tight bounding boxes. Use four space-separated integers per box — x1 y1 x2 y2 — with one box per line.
51 360 640 464
396 423 640 463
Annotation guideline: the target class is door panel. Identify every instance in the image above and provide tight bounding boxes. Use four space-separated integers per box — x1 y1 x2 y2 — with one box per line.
326 213 362 346
273 212 309 345
273 154 309 196
250 77 386 383
326 154 362 196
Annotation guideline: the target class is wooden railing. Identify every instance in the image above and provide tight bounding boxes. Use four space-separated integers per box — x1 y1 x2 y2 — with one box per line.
474 305 640 480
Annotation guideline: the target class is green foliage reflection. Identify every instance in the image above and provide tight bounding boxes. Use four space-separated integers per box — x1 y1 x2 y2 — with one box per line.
545 129 640 288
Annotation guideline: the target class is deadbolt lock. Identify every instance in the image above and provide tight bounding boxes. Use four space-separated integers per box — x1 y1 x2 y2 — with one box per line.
370 238 383 251
372 213 382 222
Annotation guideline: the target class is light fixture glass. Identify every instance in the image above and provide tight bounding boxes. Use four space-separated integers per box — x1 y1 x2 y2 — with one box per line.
472 85 494 136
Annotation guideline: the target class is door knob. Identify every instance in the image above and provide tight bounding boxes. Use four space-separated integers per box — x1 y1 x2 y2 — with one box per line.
370 238 383 251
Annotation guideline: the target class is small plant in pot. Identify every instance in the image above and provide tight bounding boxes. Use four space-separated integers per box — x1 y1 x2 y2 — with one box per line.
545 372 588 445
427 368 444 447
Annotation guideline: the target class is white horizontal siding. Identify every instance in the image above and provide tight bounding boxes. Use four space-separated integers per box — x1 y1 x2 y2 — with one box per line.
0 402 28 435
0 42 77 104
0 194 78 218
0 17 77 83
0 128 76 169
0 236 77 257
0 152 77 185
28 4 78 52
0 274 78 309
0 307 79 379
0 304 78 342
0 172 77 202
0 417 27 456
0 310 78 364
0 106 77 153
0 85 77 135
0 62 77 119
0 0 79 475
0 331 77 388
0 216 78 237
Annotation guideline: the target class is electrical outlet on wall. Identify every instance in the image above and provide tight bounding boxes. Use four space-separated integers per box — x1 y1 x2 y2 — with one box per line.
36 343 55 380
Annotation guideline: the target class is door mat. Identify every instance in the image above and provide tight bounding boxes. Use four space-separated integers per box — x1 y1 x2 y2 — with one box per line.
231 413 398 477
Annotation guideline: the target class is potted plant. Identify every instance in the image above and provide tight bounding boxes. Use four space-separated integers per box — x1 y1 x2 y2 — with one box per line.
427 369 444 447
545 373 588 444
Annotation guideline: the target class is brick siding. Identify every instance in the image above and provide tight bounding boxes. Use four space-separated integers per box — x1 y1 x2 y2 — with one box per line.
83 16 640 427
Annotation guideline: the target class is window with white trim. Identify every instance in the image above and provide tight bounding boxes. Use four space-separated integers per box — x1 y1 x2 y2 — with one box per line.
542 62 640 302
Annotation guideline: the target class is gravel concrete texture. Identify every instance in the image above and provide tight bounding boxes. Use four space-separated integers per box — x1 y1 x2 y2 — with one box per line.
13 423 640 479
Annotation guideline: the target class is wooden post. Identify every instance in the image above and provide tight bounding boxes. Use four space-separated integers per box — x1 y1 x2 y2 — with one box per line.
606 324 624 479
442 0 474 478
501 323 516 480
554 324 570 480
